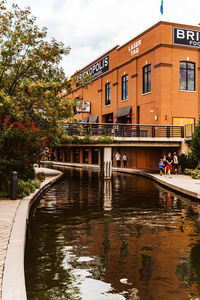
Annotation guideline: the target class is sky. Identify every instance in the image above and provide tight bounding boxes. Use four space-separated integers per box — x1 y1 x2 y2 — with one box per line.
5 0 200 78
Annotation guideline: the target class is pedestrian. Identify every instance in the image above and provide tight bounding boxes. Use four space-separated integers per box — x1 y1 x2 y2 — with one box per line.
163 155 167 176
173 152 179 174
122 153 127 168
159 158 164 176
166 152 173 178
115 151 121 168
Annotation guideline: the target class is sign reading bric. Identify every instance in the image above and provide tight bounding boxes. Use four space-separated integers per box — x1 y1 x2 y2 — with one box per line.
173 27 200 48
76 55 109 82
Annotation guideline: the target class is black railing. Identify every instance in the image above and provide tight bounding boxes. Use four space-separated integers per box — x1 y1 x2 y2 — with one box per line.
63 123 184 138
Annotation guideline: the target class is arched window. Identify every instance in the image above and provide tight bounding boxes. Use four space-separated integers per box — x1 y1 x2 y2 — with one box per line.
180 62 195 91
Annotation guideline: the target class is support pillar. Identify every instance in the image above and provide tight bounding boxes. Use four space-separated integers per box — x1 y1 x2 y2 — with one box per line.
70 148 73 163
88 148 92 164
62 147 65 162
103 147 112 180
80 147 83 164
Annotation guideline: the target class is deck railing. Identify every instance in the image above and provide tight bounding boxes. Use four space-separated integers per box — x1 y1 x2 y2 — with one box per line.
63 123 184 138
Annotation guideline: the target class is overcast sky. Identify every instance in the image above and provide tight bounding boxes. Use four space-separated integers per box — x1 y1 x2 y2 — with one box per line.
5 0 200 78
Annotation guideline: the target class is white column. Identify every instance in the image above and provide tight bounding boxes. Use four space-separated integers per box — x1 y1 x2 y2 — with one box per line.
104 147 112 179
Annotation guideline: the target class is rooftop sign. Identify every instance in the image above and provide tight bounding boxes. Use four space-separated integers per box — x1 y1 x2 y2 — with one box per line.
128 39 142 56
173 27 200 48
76 55 109 82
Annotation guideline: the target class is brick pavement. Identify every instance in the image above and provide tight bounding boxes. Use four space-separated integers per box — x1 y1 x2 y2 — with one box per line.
0 199 21 300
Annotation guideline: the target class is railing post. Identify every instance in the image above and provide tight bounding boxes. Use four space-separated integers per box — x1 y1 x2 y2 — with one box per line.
11 171 18 200
152 126 155 137
136 125 140 137
167 126 170 138
181 126 184 138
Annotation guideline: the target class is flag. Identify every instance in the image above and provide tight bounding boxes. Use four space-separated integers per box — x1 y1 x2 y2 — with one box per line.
160 0 163 14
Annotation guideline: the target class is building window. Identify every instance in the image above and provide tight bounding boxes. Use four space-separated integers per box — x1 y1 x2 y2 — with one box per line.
105 82 111 105
122 75 128 100
180 62 195 91
143 64 151 94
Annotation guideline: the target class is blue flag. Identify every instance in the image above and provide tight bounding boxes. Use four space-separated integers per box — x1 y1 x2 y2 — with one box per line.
160 0 163 14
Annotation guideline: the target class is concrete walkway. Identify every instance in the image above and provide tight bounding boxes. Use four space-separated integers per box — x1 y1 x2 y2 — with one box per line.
0 167 63 300
0 165 200 299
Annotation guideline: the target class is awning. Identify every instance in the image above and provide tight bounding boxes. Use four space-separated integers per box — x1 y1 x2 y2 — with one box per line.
115 105 132 118
82 116 89 123
90 114 99 123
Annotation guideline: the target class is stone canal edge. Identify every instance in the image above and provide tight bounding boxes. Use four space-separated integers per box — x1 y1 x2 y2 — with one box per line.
1 168 63 300
1 164 200 300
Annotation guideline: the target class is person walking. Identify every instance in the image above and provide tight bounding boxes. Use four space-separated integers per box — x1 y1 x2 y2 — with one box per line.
166 152 173 178
115 151 121 168
163 155 167 176
159 158 164 176
173 152 179 174
122 153 128 168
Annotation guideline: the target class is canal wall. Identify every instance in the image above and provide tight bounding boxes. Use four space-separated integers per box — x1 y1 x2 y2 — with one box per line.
1 168 63 300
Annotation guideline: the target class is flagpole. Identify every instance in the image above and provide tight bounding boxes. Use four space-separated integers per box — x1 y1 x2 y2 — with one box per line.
160 0 163 17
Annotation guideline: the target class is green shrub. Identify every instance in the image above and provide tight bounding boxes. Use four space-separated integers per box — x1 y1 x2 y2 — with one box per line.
178 153 198 172
36 172 45 182
18 180 31 198
32 178 41 189
184 168 200 179
184 168 194 175
191 169 200 179
17 177 41 198
0 121 48 181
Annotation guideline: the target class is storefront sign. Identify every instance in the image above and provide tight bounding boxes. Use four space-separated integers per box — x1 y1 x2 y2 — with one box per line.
76 55 109 82
76 101 91 113
173 27 200 48
128 39 141 56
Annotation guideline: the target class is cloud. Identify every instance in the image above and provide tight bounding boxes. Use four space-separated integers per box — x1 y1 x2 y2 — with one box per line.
5 0 200 77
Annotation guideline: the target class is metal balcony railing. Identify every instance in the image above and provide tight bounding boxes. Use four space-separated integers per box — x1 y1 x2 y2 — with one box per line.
63 123 184 138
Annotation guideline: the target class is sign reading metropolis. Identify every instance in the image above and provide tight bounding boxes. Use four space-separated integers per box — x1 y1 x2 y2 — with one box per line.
173 27 200 48
76 55 109 82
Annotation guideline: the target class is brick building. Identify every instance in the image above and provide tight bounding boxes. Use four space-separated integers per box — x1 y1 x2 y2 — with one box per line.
58 21 200 170
68 21 200 127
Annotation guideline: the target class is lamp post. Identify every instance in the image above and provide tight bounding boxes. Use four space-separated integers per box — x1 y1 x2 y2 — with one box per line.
11 171 18 200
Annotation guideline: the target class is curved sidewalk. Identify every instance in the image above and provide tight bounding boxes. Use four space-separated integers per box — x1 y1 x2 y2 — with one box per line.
0 167 63 300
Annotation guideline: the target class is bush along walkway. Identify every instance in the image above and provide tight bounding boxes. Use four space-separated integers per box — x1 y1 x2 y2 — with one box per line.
0 167 63 300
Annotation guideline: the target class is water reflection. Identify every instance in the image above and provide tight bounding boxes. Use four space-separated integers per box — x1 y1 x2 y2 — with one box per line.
25 168 200 300
103 180 112 211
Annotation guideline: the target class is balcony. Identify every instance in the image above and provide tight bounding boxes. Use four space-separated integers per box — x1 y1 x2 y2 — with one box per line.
63 123 184 139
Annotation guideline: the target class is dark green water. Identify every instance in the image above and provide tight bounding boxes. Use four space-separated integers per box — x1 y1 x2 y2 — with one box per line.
25 168 200 300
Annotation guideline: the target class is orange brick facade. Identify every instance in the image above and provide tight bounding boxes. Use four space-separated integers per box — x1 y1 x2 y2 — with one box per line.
68 21 200 127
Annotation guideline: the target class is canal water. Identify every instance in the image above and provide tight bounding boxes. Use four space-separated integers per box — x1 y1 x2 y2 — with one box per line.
25 168 200 300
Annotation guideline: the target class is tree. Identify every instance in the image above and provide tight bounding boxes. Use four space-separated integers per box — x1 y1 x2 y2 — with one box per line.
191 120 200 165
0 1 82 189
0 118 48 180
0 0 76 143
